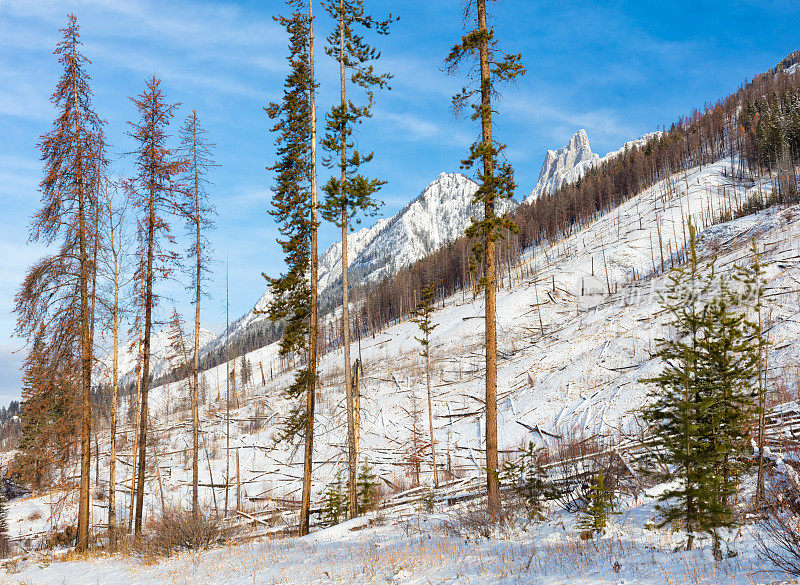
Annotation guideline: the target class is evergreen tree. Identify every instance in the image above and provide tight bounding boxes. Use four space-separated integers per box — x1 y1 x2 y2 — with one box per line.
126 76 186 537
736 240 767 501
695 275 759 559
642 220 714 551
265 0 320 537
320 0 395 520
321 469 347 526
14 15 106 551
413 283 439 488
578 467 616 537
356 459 380 514
644 220 760 554
445 0 524 515
499 442 558 518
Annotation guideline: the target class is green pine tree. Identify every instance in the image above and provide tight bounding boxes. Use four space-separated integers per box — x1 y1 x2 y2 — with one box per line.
264 0 320 537
321 469 348 526
642 219 716 551
320 0 395 519
499 441 558 518
578 467 616 537
445 0 525 516
413 283 440 488
356 459 381 514
696 275 760 559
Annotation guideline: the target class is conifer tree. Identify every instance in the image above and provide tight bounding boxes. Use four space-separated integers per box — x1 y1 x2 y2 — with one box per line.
578 467 616 537
126 77 186 537
642 221 713 551
265 0 320 537
695 275 759 559
413 283 439 488
14 14 106 551
445 0 524 515
320 0 395 520
179 111 216 521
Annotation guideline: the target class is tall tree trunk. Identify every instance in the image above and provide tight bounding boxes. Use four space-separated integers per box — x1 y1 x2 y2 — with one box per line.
225 265 230 517
134 173 156 537
299 0 318 538
192 122 202 521
74 67 92 553
337 0 357 520
477 0 500 516
108 204 120 551
128 303 143 533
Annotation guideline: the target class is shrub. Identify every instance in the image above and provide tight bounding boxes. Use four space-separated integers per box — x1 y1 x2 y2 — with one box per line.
757 471 800 574
147 508 221 555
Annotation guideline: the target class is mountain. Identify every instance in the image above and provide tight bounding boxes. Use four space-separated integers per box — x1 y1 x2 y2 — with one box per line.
224 172 514 343
526 129 599 202
525 129 662 203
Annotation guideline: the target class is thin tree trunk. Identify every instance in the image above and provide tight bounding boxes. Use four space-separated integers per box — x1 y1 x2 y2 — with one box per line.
108 202 120 551
337 0 357 520
192 117 202 521
477 0 501 516
134 164 157 537
74 66 92 552
127 303 143 533
299 0 319 538
426 348 438 489
225 265 231 518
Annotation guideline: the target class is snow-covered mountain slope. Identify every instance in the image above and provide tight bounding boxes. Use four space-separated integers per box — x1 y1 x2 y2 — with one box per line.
27 155 800 542
525 130 662 203
223 172 514 344
105 326 217 382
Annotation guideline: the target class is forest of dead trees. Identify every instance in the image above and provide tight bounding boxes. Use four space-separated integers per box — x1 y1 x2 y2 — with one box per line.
8 0 800 559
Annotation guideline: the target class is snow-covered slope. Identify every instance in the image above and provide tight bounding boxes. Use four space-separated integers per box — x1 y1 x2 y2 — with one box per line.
9 156 800 585
110 326 217 381
36 156 799 522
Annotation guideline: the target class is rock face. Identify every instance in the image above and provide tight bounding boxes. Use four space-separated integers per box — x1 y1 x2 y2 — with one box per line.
526 129 599 202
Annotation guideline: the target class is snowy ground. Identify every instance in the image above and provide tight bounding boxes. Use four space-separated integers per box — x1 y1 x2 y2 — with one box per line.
1 483 792 585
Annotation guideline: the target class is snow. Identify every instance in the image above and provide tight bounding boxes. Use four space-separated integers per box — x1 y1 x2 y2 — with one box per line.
527 129 599 202
3 483 788 584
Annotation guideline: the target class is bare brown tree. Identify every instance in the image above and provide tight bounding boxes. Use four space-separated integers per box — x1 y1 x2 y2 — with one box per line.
126 76 186 537
14 14 106 551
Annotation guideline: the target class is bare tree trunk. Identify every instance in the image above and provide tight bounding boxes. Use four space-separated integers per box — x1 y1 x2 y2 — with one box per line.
192 123 202 521
425 348 438 489
134 171 156 537
128 303 143 533
337 0 357 520
299 0 319 538
477 0 500 516
107 199 121 551
225 265 231 518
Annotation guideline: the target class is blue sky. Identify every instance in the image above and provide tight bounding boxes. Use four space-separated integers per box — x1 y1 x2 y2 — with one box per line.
1 0 799 405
